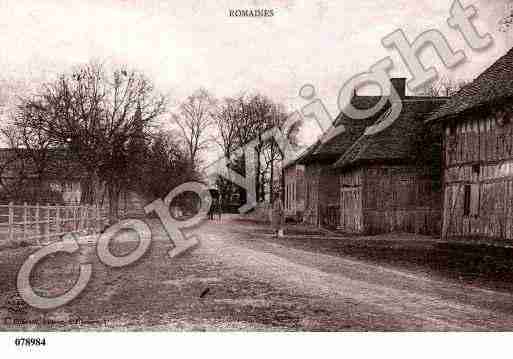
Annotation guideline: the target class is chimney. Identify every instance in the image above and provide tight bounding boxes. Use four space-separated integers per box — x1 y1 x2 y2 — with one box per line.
390 77 406 99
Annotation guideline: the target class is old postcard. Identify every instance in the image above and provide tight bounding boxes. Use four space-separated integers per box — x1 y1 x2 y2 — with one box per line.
2 0 513 357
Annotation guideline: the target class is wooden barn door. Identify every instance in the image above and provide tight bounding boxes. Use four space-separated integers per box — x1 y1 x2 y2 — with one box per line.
340 187 362 233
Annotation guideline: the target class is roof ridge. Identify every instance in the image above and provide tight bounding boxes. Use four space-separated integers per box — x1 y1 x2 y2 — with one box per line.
428 45 513 122
333 96 445 169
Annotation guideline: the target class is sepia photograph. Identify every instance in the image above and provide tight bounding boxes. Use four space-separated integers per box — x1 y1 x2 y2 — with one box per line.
2 0 513 357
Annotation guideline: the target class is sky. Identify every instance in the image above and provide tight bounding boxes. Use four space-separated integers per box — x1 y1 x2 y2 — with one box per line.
0 0 511 156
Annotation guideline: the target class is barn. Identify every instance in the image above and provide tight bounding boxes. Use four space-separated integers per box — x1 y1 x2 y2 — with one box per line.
295 87 391 227
333 96 447 235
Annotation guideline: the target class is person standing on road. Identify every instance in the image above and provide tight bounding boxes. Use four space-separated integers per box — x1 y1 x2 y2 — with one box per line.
270 198 284 237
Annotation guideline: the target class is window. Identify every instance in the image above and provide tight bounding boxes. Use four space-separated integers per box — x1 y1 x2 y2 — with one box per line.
463 184 471 216
472 164 480 175
463 183 480 217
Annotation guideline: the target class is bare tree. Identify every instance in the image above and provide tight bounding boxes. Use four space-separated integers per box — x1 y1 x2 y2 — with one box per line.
212 95 246 208
0 123 54 203
140 130 196 200
213 96 241 158
243 94 287 202
173 89 216 170
212 93 287 206
499 3 513 32
416 77 470 97
13 62 166 222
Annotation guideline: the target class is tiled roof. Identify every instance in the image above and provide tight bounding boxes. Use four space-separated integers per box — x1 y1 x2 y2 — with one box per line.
297 96 387 165
334 98 447 169
428 46 513 122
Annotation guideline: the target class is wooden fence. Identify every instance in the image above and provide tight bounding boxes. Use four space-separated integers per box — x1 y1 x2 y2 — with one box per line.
0 202 108 245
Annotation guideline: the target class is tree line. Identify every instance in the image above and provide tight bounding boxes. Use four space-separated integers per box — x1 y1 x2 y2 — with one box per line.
0 62 291 222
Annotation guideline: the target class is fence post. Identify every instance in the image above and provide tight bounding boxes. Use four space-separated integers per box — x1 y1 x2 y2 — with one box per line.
81 205 85 232
80 205 86 233
73 204 78 232
8 202 14 242
45 203 50 243
87 205 92 234
96 205 101 233
77 205 81 233
56 205 61 236
35 203 40 237
23 202 28 242
66 205 70 233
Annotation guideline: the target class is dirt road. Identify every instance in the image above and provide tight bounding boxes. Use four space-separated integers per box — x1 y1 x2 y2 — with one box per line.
3 216 513 330
191 217 513 330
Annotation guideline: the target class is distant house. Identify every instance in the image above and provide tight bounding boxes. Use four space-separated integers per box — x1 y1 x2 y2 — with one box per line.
428 47 513 240
0 148 146 217
0 148 82 204
333 92 447 235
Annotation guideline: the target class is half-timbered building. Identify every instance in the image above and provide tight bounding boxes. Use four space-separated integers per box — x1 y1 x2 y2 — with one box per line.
333 96 447 234
428 47 513 240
